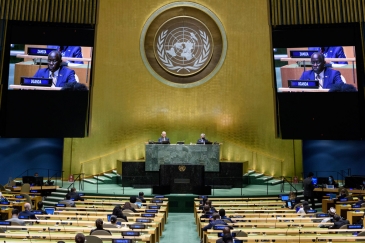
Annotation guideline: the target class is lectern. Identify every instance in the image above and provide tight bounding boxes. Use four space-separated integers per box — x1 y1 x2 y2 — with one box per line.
153 164 210 194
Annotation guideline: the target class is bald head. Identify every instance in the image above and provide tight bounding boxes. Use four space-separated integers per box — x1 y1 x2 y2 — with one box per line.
223 226 231 234
310 52 326 74
24 203 31 211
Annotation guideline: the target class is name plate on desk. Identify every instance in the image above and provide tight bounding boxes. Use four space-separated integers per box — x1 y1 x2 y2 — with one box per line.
288 80 319 88
174 179 190 184
340 198 348 202
290 50 317 58
21 77 52 87
27 47 57 56
352 204 361 208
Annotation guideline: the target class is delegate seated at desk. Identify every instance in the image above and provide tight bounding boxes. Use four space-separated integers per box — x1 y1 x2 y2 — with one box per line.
48 45 84 64
33 50 76 87
157 131 170 144
299 52 343 89
308 46 347 64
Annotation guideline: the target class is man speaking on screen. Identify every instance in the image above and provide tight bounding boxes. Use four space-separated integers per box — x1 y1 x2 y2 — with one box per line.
33 50 76 87
299 52 343 89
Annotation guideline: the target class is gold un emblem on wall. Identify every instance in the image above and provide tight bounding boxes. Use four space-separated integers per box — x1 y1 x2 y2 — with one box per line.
141 2 227 88
154 17 213 76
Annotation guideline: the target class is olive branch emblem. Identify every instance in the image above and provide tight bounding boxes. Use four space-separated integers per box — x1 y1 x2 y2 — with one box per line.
157 30 210 72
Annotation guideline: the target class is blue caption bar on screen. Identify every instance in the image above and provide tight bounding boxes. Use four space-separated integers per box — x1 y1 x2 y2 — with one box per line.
290 50 317 58
27 47 57 56
290 81 318 87
21 78 52 86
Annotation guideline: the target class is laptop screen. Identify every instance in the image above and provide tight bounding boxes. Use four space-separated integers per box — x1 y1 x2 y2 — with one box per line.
107 214 112 222
281 195 289 201
44 208 55 215
286 201 292 208
312 177 318 185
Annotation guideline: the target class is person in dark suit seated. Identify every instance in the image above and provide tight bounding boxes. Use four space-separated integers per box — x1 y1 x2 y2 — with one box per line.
205 199 217 213
157 131 170 144
288 191 301 209
60 195 76 207
326 176 339 188
308 47 347 64
33 50 76 87
112 205 127 221
75 233 85 243
89 218 111 235
197 133 210 144
138 192 146 203
200 205 213 220
199 197 208 210
67 188 84 201
35 201 47 214
299 52 343 89
329 214 349 229
354 195 364 206
219 209 235 223
122 202 137 213
19 203 37 219
48 45 84 64
216 227 232 243
202 213 228 231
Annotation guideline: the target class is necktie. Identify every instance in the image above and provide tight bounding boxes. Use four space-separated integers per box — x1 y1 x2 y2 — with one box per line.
51 72 57 87
316 74 323 88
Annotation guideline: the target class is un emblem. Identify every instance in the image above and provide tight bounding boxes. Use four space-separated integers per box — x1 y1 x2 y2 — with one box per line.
141 2 227 88
154 17 213 76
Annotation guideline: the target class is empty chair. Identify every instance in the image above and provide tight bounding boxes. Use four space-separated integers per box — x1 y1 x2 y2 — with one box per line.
103 224 118 228
121 209 134 217
20 194 32 204
117 217 127 222
356 231 365 241
90 230 112 236
85 235 103 243
20 183 30 193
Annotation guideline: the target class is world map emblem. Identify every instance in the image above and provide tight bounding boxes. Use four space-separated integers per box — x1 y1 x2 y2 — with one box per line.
154 17 214 76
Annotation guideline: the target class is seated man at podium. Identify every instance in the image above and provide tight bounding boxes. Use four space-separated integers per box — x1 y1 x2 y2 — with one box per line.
33 50 77 87
157 131 170 144
299 52 343 89
48 45 84 64
308 46 347 64
197 133 210 144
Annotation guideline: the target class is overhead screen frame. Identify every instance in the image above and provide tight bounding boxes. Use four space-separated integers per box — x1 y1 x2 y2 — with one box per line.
0 20 95 138
272 23 365 140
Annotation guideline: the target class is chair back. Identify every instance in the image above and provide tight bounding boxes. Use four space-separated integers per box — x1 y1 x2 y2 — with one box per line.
20 194 32 204
20 183 30 193
58 200 72 207
90 229 112 236
0 184 6 191
356 231 365 241
85 235 103 243
122 209 134 216
117 217 127 222
136 198 142 202
103 224 118 228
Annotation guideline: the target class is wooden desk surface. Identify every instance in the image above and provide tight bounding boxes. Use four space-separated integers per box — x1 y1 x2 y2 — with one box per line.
10 186 59 191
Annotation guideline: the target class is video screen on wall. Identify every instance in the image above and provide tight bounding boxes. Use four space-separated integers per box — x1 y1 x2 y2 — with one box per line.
0 21 95 138
274 46 358 92
272 24 365 140
8 45 92 90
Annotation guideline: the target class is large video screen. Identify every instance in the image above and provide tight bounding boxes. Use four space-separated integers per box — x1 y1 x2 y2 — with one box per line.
274 46 357 92
0 21 95 137
272 24 365 140
8 45 92 90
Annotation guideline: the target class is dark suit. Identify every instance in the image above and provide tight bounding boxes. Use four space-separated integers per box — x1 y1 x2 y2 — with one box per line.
48 45 84 64
308 47 347 64
67 191 84 201
197 138 210 144
203 219 228 231
33 66 76 87
303 177 315 209
18 210 37 219
157 137 170 144
90 228 111 235
330 219 350 229
299 68 343 89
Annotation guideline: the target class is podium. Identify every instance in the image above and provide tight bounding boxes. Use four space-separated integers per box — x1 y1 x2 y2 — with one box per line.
153 165 210 194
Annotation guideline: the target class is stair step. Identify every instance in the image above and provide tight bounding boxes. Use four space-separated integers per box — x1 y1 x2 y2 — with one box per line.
83 179 102 184
103 173 119 179
56 188 70 193
256 176 273 181
42 200 57 206
246 170 256 175
249 173 264 178
51 192 67 196
265 179 283 185
46 196 64 201
93 176 111 181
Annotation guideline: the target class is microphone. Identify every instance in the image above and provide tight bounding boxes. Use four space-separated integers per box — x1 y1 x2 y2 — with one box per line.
87 213 90 221
60 219 66 232
285 224 291 235
48 227 52 241
75 213 80 226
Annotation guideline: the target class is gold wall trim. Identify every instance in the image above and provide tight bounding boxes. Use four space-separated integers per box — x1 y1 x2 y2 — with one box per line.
270 0 365 25
0 0 97 24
